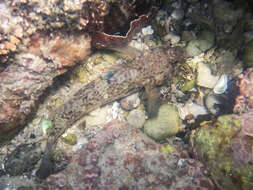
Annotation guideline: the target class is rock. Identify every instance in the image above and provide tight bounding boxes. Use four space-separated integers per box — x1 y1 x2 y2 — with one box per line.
83 105 113 127
213 1 243 23
205 93 232 116
127 109 146 129
142 25 154 36
243 39 253 68
4 143 42 176
171 9 184 20
178 103 208 120
181 31 195 42
197 62 219 88
186 30 215 57
144 104 181 141
181 79 195 92
162 32 181 45
190 114 253 190
37 120 215 190
215 50 237 75
61 134 77 146
120 93 140 111
213 74 228 94
243 31 253 43
186 40 203 56
198 30 215 50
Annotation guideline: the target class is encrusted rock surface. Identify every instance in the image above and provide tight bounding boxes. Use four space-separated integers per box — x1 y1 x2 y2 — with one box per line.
190 114 253 190
37 120 215 190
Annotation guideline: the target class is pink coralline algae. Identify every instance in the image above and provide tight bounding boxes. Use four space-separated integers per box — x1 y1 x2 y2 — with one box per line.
233 68 253 114
232 68 253 169
36 120 215 190
232 111 253 168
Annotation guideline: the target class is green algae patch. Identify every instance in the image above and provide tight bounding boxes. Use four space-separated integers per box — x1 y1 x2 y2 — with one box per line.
41 119 53 135
181 80 195 92
61 133 77 145
74 67 89 83
190 114 253 190
161 144 175 154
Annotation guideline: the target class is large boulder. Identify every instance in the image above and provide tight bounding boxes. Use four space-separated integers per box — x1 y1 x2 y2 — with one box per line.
190 114 253 190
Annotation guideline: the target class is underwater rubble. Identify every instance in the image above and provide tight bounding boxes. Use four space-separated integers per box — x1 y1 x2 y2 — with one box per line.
0 0 253 189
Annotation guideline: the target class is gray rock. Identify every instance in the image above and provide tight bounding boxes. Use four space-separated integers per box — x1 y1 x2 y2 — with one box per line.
171 9 184 20
127 109 146 129
186 30 215 57
4 143 42 176
186 40 203 56
197 62 219 88
120 93 140 111
163 32 181 45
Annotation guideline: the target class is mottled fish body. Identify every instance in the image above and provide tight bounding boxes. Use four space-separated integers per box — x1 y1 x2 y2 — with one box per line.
37 46 185 179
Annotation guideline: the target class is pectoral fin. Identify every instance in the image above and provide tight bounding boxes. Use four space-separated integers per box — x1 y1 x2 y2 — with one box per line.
144 86 161 118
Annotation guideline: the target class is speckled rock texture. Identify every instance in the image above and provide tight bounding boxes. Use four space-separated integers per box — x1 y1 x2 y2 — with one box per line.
190 114 253 190
37 120 215 190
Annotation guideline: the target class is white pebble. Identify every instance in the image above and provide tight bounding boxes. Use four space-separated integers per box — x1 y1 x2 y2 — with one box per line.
197 62 219 88
142 25 154 36
163 32 180 44
213 74 228 94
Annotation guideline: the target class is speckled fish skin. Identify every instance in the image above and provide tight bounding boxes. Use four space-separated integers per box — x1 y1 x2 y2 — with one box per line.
36 46 186 179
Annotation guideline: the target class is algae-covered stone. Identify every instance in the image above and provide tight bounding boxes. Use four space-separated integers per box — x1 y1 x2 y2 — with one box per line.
75 68 89 83
243 39 253 68
181 80 195 92
190 114 253 190
61 133 77 145
144 104 181 141
161 144 175 154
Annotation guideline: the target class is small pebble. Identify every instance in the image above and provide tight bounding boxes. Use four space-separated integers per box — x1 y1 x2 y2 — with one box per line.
213 74 228 94
142 25 154 36
120 93 140 111
171 9 184 20
197 62 219 89
144 104 181 141
163 32 180 45
127 109 146 129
